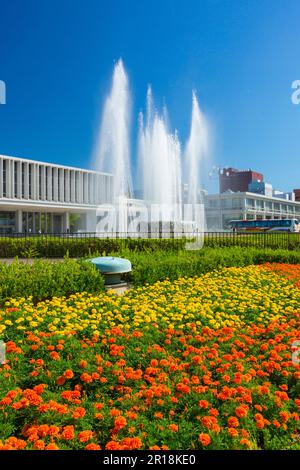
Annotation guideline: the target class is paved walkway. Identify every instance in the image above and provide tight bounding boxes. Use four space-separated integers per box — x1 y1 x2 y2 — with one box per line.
0 258 67 264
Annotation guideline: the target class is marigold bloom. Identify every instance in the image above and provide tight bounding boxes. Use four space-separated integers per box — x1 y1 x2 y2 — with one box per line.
78 431 94 443
33 440 45 450
85 443 101 450
199 433 211 446
61 425 75 440
168 424 178 432
114 416 127 431
63 369 74 379
72 407 86 419
46 443 60 450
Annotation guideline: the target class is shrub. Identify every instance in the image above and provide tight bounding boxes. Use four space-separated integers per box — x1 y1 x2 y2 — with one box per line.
0 237 185 258
125 247 300 285
0 259 104 304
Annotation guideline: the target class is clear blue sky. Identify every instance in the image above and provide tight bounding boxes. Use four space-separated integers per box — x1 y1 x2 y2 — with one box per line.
1 0 300 193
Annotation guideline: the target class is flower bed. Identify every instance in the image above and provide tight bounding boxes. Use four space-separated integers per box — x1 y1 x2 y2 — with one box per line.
0 265 299 450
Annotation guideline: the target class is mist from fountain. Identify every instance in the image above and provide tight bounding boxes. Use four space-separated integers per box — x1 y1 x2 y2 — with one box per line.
138 86 182 222
93 59 132 202
184 91 209 224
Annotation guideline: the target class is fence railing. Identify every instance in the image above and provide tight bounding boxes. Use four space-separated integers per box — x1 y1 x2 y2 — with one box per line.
0 231 299 257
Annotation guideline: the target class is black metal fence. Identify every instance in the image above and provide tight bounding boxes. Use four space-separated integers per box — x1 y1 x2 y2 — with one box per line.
0 231 299 257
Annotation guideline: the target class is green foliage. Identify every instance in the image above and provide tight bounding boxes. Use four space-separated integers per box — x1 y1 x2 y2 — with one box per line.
0 234 299 259
125 247 300 285
0 237 185 258
0 259 105 304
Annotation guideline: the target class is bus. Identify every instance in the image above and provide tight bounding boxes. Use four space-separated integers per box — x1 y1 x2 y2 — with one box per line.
228 218 300 233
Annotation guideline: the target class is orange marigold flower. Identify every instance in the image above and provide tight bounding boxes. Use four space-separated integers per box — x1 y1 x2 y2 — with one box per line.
80 372 93 383
199 433 211 446
85 443 101 450
114 416 127 431
168 424 178 432
33 440 45 450
121 437 143 450
199 400 209 409
50 351 60 361
46 443 60 450
48 426 60 436
240 438 251 448
38 425 49 437
61 425 75 440
72 407 86 419
105 440 123 450
228 416 239 428
235 405 249 418
78 431 94 443
110 408 121 417
63 369 74 379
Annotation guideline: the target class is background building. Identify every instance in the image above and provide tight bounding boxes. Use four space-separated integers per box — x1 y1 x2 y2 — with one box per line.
206 167 300 230
220 167 264 193
0 154 113 233
294 189 300 202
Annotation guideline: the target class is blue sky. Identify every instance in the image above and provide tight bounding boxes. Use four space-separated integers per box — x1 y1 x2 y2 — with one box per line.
0 0 300 193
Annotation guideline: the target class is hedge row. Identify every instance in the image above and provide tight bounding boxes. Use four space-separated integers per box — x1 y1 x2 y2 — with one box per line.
204 233 300 250
0 259 105 304
0 237 185 258
2 246 300 303
126 247 300 285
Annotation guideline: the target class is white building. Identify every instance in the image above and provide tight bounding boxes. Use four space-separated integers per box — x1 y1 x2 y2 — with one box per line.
0 154 113 233
205 191 300 231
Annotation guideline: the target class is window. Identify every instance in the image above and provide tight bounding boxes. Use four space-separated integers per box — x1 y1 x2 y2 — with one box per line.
246 198 255 208
256 200 264 210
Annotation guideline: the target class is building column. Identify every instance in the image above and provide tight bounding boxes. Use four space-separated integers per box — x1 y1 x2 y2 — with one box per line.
84 173 88 203
59 169 64 202
65 170 70 202
6 159 13 198
53 167 58 201
47 167 52 201
17 161 22 199
71 171 76 202
16 210 23 232
41 166 46 200
24 163 29 199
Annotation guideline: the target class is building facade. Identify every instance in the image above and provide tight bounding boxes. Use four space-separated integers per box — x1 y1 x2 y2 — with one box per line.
220 167 264 193
0 154 113 233
205 191 300 231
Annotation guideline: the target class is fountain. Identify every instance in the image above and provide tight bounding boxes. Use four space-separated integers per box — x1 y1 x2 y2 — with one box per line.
93 59 132 202
93 60 209 235
138 86 182 227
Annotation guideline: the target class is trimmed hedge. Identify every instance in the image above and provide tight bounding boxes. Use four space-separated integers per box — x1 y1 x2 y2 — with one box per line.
204 233 300 250
125 247 300 285
0 259 105 304
0 237 185 258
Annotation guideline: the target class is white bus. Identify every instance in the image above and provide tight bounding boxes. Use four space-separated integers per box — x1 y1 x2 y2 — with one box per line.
229 218 300 233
